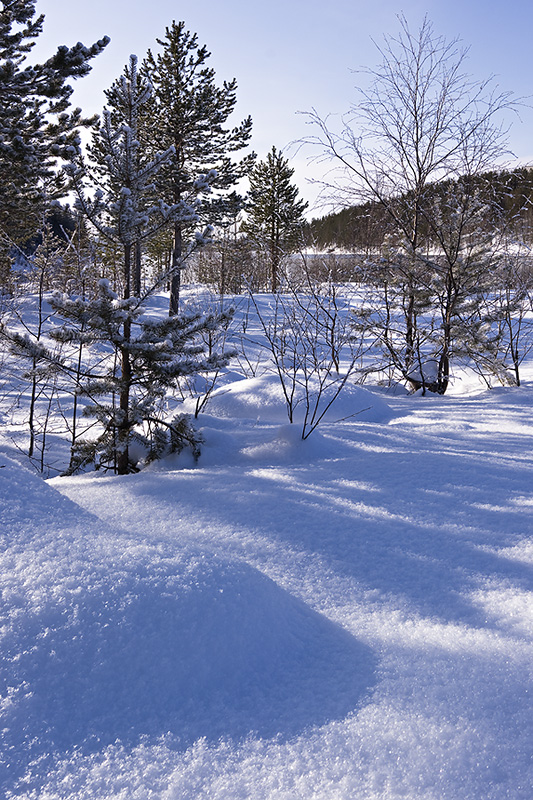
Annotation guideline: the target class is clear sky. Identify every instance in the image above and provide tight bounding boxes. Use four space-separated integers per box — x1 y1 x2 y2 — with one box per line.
32 0 533 217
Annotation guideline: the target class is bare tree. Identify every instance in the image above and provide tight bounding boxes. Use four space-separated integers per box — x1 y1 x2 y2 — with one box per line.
306 15 515 393
247 280 367 439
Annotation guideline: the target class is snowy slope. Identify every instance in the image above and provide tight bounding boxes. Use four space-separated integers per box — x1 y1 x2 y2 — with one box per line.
0 449 376 795
1 367 533 798
1 286 533 798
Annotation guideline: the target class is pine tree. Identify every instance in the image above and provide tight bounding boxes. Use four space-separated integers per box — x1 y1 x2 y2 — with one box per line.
46 281 232 474
241 147 308 292
65 55 186 300
140 21 255 314
0 0 109 279
55 54 233 475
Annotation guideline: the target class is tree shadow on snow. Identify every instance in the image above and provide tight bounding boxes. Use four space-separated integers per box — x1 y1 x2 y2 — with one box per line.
1 556 376 793
134 421 533 630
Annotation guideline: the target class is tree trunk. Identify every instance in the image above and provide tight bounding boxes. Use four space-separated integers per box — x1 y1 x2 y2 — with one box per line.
117 326 131 475
404 288 416 374
436 350 450 395
169 220 182 316
117 244 132 474
133 240 142 296
124 242 132 299
437 268 457 395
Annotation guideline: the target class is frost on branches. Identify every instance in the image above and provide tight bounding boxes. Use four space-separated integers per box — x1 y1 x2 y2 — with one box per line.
47 280 233 474
64 54 210 300
43 55 231 474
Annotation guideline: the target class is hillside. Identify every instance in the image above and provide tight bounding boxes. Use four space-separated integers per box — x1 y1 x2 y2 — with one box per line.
308 167 533 252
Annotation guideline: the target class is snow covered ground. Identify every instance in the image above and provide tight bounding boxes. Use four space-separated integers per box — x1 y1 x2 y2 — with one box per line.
1 291 533 798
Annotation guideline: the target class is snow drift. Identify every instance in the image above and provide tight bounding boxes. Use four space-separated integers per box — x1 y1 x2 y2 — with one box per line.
0 453 375 795
190 374 395 425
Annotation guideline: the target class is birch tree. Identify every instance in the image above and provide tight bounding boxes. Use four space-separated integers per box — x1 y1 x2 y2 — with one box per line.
307 16 514 392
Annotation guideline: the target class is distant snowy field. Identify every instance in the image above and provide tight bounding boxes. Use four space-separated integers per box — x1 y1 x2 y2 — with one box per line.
1 289 533 798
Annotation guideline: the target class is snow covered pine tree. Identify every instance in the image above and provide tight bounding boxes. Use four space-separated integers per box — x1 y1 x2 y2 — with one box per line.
0 0 109 280
52 55 233 474
48 282 232 474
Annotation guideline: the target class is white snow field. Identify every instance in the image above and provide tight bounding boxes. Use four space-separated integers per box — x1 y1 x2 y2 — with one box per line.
1 291 533 798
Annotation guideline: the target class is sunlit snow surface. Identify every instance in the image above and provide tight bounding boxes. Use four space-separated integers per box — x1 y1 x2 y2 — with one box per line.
2 294 533 798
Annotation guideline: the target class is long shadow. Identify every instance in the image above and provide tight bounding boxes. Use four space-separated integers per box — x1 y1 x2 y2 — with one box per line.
125 420 533 629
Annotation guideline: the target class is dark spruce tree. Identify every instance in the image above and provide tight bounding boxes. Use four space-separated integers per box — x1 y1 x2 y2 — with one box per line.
0 0 109 281
140 20 255 314
241 146 308 292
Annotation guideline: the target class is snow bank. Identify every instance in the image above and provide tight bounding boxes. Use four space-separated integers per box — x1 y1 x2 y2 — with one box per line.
190 373 394 425
42 383 533 800
3 286 533 799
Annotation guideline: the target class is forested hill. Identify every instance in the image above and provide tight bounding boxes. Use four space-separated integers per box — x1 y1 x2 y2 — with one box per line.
308 167 533 251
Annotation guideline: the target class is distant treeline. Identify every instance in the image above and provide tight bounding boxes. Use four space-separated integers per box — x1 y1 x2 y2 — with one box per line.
307 168 533 252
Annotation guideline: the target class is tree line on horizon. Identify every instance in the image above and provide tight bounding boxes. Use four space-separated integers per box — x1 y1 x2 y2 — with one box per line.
307 167 533 254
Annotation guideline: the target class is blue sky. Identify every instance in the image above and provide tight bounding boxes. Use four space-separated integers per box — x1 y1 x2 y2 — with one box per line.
33 0 533 215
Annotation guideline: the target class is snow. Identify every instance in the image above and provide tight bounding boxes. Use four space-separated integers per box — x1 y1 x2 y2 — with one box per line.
2 291 533 798
188 374 395 425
